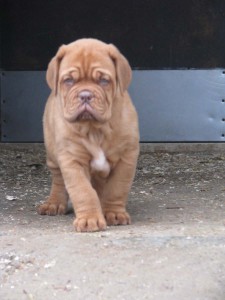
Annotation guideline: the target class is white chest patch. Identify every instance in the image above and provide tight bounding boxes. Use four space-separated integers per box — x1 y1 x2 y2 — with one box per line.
91 149 110 177
81 138 110 177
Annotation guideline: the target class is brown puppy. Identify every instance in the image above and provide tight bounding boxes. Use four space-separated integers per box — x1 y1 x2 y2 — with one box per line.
37 38 139 232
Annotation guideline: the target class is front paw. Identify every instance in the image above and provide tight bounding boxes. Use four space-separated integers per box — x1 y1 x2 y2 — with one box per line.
104 211 131 226
37 202 67 216
73 213 107 232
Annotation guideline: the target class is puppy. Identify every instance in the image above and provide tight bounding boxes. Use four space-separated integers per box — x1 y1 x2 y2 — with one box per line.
37 38 139 232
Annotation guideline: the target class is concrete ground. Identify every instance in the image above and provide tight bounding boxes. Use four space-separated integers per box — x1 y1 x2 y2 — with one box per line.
0 143 225 300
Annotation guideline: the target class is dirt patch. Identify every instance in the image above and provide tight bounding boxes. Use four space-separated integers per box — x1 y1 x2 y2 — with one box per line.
1 144 225 300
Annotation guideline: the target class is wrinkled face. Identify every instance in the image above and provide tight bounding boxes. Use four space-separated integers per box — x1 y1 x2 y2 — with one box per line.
58 49 116 123
46 39 132 124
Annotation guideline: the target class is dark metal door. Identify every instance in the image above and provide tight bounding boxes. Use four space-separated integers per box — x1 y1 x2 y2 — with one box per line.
1 0 225 142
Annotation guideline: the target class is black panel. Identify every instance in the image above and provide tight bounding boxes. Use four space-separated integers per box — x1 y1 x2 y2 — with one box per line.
1 0 225 70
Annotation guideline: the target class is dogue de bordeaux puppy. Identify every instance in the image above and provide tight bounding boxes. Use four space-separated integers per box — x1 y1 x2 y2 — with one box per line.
37 38 139 232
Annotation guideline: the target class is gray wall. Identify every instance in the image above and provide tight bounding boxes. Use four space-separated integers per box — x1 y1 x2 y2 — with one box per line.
1 70 225 142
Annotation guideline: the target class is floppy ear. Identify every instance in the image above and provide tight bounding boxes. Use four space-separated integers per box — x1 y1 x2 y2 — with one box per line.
108 44 132 94
46 45 67 95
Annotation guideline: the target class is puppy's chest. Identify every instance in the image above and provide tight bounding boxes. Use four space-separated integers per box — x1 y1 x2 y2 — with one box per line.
81 130 120 177
89 146 120 178
90 148 110 178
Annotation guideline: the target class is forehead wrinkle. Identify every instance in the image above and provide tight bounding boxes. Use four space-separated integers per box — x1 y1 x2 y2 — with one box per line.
91 67 113 78
62 48 115 79
86 57 115 79
60 67 80 78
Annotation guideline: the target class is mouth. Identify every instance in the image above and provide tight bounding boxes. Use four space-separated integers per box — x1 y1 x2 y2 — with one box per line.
64 90 107 123
77 110 94 121
76 104 96 121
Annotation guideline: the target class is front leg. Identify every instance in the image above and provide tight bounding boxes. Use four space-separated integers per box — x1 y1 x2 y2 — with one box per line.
59 156 106 232
102 149 139 226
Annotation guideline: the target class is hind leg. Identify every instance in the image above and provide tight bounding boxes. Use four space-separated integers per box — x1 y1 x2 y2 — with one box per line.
37 167 68 215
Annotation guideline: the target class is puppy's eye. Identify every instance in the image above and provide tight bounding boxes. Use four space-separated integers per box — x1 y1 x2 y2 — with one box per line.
99 78 110 86
63 78 75 86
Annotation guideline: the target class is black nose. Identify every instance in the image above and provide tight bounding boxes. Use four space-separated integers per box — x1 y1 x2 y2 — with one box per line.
78 90 94 103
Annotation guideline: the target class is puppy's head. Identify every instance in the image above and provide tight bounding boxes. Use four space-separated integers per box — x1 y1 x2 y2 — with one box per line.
46 38 132 123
